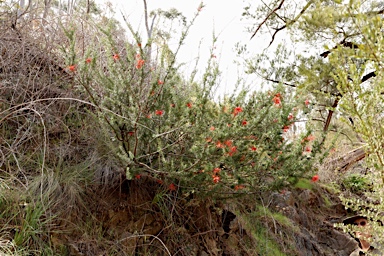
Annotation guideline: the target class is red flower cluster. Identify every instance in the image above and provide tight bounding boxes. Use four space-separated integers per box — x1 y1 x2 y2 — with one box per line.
85 58 92 64
232 106 243 117
234 185 245 191
113 53 120 61
242 119 248 126
216 141 225 148
311 175 319 182
186 102 192 108
304 134 315 142
224 140 232 147
212 175 220 183
135 54 145 69
213 167 220 174
155 110 164 116
68 65 76 72
136 59 144 69
158 80 164 85
272 93 281 106
169 183 177 191
228 146 237 156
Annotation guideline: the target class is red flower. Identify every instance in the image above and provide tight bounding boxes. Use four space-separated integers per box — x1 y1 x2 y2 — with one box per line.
224 140 232 147
228 146 237 156
213 167 220 174
234 185 245 191
147 114 152 119
127 131 135 136
242 119 248 126
85 58 92 64
169 183 177 191
113 54 120 61
288 113 294 121
250 146 257 151
283 125 290 132
302 134 315 143
304 146 312 153
304 134 315 141
216 141 224 148
136 59 145 69
305 99 310 106
273 93 281 106
186 102 192 108
68 65 76 72
138 43 142 47
212 175 220 183
135 174 141 179
155 110 164 116
232 106 243 116
156 179 163 184
306 135 315 141
158 80 164 85
311 175 319 182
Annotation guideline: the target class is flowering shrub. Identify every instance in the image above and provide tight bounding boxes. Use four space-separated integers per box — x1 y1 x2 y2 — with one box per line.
64 8 324 197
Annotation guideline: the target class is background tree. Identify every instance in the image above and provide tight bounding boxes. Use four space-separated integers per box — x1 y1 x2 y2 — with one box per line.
243 0 384 247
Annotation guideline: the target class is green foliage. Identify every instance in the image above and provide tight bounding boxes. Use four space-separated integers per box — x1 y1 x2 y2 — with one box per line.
342 174 369 194
239 205 292 255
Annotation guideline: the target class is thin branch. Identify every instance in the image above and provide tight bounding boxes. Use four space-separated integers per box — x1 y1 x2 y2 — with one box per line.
268 25 286 47
253 0 314 46
143 0 151 39
361 71 376 83
250 0 285 40
265 77 342 97
323 97 340 132
264 77 297 88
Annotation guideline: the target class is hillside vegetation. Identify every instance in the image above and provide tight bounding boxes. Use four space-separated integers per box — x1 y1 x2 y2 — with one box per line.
1 0 383 255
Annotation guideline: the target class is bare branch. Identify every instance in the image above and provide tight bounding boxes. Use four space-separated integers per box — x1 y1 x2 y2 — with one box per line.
252 0 314 47
250 0 285 40
361 71 376 83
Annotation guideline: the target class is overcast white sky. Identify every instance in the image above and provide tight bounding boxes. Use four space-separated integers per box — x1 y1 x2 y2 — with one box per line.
100 0 271 96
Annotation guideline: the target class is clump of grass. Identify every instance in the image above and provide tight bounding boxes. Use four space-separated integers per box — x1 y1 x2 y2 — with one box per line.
342 174 369 194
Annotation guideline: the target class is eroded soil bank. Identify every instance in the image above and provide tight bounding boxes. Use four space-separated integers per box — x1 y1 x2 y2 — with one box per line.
48 177 360 256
